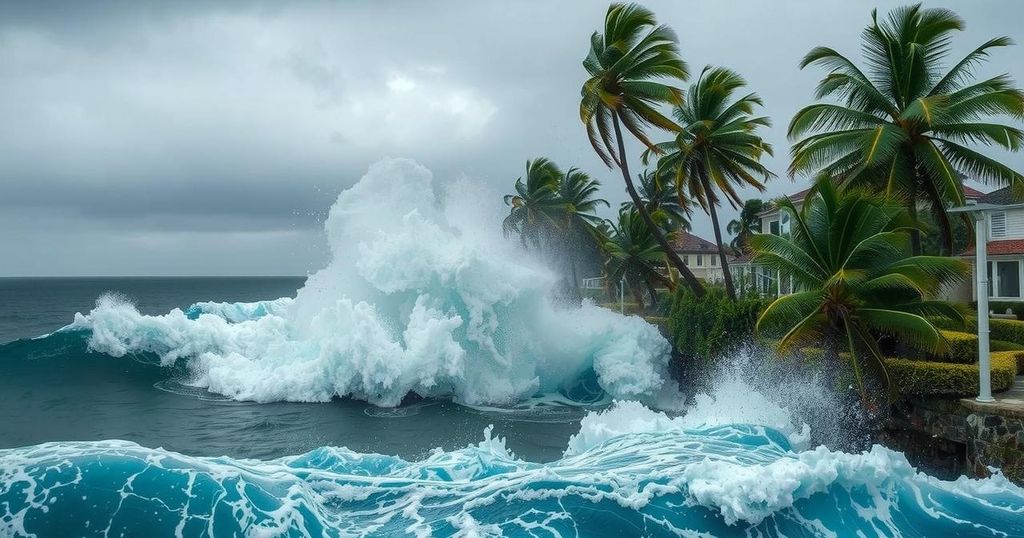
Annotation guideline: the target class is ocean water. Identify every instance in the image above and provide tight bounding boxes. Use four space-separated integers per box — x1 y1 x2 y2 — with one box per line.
2 158 1023 536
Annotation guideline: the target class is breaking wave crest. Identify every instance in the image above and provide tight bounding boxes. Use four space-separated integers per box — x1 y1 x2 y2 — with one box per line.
3 401 1022 537
57 158 674 407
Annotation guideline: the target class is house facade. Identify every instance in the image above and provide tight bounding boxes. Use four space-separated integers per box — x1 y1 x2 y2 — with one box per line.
670 231 732 285
958 186 1024 304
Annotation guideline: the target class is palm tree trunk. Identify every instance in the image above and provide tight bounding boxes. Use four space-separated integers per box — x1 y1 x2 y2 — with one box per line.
909 174 922 256
704 184 736 300
612 112 705 298
645 276 659 309
921 180 954 256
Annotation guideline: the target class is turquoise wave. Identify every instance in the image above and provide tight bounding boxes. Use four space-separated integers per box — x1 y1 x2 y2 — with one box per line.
3 423 1022 537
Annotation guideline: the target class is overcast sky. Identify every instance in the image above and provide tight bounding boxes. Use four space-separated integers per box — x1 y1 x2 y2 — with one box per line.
2 0 1022 276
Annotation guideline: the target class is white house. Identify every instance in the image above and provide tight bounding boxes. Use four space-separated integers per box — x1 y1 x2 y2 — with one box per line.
958 186 1024 303
670 230 732 285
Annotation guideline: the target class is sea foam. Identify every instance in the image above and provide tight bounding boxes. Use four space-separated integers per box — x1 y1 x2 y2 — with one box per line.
3 401 1023 537
67 158 673 406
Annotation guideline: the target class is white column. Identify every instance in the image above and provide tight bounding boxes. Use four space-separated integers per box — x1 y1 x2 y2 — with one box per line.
975 211 994 402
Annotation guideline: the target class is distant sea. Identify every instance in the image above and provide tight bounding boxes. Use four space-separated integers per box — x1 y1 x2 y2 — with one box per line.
0 276 306 343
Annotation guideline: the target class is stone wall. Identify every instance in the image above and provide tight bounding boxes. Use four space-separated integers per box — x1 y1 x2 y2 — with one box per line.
885 398 1024 485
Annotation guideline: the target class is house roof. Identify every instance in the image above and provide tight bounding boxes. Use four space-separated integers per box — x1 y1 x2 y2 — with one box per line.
964 186 985 200
786 187 813 203
671 230 722 253
960 239 1024 257
976 186 1021 206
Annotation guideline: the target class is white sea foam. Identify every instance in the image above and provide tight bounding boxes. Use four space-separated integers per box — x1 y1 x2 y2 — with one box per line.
69 158 673 406
185 298 293 322
565 373 812 457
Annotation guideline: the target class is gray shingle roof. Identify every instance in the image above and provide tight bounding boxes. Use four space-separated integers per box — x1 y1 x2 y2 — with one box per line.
978 186 1020 205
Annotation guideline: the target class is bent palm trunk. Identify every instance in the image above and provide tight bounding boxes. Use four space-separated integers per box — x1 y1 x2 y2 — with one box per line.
704 182 736 299
613 113 705 298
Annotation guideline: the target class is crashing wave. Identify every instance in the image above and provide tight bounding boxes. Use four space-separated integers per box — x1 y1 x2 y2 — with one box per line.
64 158 674 407
3 401 1022 537
184 298 293 322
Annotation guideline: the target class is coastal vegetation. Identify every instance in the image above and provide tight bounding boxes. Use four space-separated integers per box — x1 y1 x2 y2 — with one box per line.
789 4 1024 255
752 179 969 402
500 1 1024 407
579 3 704 296
643 66 775 299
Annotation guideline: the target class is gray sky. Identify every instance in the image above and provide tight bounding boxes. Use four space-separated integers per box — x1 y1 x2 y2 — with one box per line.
2 0 1022 276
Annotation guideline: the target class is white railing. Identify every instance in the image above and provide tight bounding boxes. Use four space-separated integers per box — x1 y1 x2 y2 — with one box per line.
581 277 606 290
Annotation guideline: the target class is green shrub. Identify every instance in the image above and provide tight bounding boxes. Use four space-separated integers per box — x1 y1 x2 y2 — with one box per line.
931 330 977 364
991 339 1024 352
990 319 1024 345
927 316 1024 346
927 316 967 331
885 352 1019 396
667 288 766 361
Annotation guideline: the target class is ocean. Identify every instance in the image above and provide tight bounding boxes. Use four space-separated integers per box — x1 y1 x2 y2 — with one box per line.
2 159 1023 536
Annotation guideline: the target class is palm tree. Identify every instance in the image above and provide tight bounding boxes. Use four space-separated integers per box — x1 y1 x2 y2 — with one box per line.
647 66 776 299
752 179 968 403
580 3 705 297
727 198 765 253
621 170 691 232
503 158 563 249
602 207 674 310
557 168 610 292
789 4 1024 255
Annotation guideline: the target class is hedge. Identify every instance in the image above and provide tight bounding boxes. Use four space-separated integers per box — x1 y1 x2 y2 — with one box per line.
991 339 1024 352
667 288 765 362
926 316 1024 346
885 351 1020 397
991 319 1024 345
932 330 978 364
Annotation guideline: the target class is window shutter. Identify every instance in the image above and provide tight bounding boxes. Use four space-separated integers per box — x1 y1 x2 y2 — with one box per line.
991 212 1007 238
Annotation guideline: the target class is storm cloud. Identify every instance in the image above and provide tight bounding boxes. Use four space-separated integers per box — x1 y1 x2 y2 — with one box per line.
2 0 1022 275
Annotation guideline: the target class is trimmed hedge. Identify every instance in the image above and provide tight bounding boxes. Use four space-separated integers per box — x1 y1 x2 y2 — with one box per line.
991 319 1024 345
926 316 1024 346
885 351 1020 397
991 339 1024 352
933 330 977 364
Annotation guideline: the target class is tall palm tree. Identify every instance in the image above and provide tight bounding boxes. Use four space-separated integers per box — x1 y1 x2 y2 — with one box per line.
503 158 563 249
647 66 776 299
580 3 704 297
602 207 674 310
789 4 1024 255
752 179 968 403
557 168 610 292
621 170 691 232
727 198 765 253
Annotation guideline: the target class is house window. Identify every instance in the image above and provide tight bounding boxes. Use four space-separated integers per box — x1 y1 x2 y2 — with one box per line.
769 220 780 235
683 255 689 266
696 255 704 267
998 260 1020 297
991 212 1007 238
987 260 1022 298
711 255 717 266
